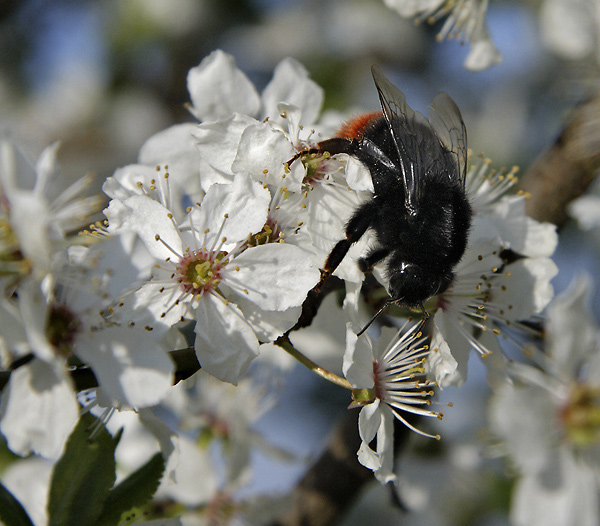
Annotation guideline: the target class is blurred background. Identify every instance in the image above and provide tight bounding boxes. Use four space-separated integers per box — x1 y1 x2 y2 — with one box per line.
1 0 600 524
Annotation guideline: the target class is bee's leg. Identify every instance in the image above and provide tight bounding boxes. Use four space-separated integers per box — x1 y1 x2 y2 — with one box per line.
358 247 390 273
286 138 357 167
318 200 377 287
315 137 357 156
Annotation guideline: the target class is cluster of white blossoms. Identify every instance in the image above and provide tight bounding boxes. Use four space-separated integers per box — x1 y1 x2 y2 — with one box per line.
0 49 567 519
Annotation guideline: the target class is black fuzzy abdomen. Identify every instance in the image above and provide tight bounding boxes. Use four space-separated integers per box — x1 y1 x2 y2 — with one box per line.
372 177 471 273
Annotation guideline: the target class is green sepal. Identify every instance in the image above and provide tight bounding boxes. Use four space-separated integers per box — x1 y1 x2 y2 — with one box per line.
350 387 376 408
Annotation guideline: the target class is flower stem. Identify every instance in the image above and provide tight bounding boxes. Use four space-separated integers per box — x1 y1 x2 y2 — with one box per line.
275 335 352 390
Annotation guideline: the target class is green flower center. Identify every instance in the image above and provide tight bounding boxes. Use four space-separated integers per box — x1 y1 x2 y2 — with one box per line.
247 219 282 247
177 249 225 295
562 384 600 448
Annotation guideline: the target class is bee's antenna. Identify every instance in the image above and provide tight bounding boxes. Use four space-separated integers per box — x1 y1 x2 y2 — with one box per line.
356 301 392 337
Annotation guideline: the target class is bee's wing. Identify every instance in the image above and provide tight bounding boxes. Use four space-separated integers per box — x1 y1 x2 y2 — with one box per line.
371 64 424 215
429 92 468 187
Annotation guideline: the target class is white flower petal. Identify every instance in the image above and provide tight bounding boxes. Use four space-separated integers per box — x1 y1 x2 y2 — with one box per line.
430 310 468 387
33 142 60 196
493 257 558 321
383 0 445 18
568 195 600 230
231 123 297 189
344 156 374 193
121 281 190 335
194 294 259 384
541 0 595 61
187 50 260 122
106 195 183 261
489 381 558 475
138 123 203 202
487 196 558 257
511 449 600 526
358 399 382 445
373 404 396 484
190 174 270 245
103 164 158 202
261 58 323 126
546 274 598 377
343 324 375 389
464 34 503 71
158 435 219 506
76 326 174 407
194 113 258 178
1 457 54 526
228 293 302 341
305 182 370 283
17 280 55 365
0 360 78 459
478 331 509 389
357 438 381 472
9 190 52 277
230 243 319 311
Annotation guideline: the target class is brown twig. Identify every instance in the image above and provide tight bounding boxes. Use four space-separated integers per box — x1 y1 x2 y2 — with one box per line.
518 92 600 226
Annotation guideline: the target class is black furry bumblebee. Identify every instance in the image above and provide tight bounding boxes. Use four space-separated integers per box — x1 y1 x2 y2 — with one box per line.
291 65 471 316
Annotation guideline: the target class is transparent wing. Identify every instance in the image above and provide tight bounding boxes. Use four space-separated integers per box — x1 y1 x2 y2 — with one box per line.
429 92 468 187
371 64 421 215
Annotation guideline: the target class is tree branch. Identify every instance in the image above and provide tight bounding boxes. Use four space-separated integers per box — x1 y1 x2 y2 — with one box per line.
518 92 600 226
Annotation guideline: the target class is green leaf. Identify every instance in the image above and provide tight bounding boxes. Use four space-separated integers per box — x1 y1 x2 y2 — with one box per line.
94 453 165 526
47 413 119 526
0 482 35 526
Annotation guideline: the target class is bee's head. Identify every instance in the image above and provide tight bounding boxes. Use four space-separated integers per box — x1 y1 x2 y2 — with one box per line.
388 263 454 308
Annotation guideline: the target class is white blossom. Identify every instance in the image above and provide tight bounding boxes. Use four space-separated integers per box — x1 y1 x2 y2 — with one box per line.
383 0 502 70
489 275 600 526
0 140 103 285
343 320 440 482
427 156 558 387
106 173 319 384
